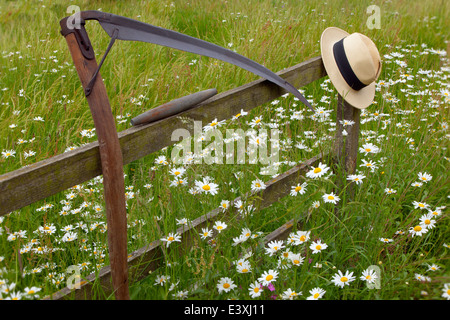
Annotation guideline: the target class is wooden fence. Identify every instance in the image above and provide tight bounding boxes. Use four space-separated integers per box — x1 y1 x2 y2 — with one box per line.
0 55 361 299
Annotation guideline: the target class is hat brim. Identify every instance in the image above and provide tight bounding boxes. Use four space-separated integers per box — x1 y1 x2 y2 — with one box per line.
320 27 375 109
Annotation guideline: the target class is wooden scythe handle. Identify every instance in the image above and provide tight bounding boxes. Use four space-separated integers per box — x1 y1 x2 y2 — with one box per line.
64 32 129 300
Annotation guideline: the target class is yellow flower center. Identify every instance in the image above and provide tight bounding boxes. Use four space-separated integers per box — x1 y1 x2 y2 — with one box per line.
341 277 348 282
255 183 261 188
421 177 427 180
424 219 430 225
295 186 302 192
245 233 250 237
313 293 320 299
202 185 211 191
223 283 230 289
273 246 278 251
254 287 260 293
365 148 371 152
366 275 372 280
313 167 322 174
266 275 273 281
210 122 217 127
235 113 241 117
216 226 223 230
414 225 422 232
174 171 180 175
419 203 425 207
167 237 174 241
293 259 300 264
255 119 261 123
316 245 322 250
299 235 306 242
328 196 334 200
222 203 227 208
241 268 248 273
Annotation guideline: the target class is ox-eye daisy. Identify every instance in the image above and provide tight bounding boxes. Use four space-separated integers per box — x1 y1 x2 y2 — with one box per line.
265 240 285 256
412 201 430 210
417 172 432 183
332 270 356 288
322 192 340 204
213 221 227 233
309 240 328 254
419 213 436 229
307 287 326 300
199 228 212 240
427 264 440 272
384 188 397 195
290 182 308 196
248 281 263 298
204 118 226 132
306 162 330 179
409 225 428 237
219 200 230 211
258 269 279 286
289 253 304 266
292 230 311 245
160 233 181 247
251 179 266 192
359 143 380 155
195 177 219 195
281 288 301 300
347 174 365 185
217 277 236 293
236 260 252 274
360 268 378 284
169 167 186 177
441 283 450 300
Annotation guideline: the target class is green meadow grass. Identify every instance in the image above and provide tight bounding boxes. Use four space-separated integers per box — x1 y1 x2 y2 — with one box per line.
0 0 449 300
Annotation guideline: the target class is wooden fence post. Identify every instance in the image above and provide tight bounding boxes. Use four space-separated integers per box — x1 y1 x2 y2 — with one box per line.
333 95 361 202
62 30 129 299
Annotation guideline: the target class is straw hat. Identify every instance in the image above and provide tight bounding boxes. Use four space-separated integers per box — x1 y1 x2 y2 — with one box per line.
320 27 381 109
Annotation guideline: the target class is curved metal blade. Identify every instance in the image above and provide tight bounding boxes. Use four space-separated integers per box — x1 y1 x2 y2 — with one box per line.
81 11 314 112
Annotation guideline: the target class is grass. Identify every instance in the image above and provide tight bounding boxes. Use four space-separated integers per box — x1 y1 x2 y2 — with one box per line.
0 0 449 300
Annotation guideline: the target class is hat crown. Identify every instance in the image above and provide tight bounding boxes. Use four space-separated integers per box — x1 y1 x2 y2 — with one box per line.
343 33 381 85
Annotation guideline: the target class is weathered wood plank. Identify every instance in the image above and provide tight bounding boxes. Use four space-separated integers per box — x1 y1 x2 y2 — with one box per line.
0 56 325 217
44 151 330 300
333 95 361 201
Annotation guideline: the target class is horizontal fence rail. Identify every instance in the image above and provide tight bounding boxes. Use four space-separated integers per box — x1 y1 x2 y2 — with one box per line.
44 151 330 300
0 56 326 217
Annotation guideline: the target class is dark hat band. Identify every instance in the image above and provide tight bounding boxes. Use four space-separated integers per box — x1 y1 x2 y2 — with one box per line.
333 38 366 91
